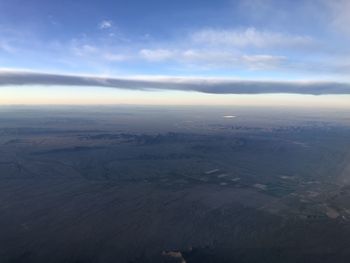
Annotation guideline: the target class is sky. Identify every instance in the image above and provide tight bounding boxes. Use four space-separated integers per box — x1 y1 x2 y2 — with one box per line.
1 0 350 106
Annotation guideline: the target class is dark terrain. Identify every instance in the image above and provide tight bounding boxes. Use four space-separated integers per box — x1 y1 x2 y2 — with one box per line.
1 106 350 263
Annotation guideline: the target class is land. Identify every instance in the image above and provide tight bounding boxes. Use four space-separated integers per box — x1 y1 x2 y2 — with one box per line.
0 106 350 262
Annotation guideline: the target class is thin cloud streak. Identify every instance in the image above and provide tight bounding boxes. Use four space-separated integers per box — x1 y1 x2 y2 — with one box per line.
191 28 314 49
1 70 350 95
99 20 113 29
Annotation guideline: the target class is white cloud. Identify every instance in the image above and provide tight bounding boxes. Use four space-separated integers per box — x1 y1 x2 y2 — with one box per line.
191 27 314 49
241 54 287 70
138 48 285 70
188 52 286 70
182 49 235 63
71 44 98 57
139 49 175 61
99 20 113 29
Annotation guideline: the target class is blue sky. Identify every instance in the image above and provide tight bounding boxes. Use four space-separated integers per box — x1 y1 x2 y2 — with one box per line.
1 0 350 105
0 0 349 78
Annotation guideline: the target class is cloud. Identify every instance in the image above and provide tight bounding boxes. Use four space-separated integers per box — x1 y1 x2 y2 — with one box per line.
103 53 128 62
133 27 315 71
241 54 287 70
138 48 286 70
139 49 175 61
182 50 286 69
1 70 350 95
0 41 16 53
99 20 113 29
191 28 314 49
73 44 98 56
69 40 126 63
325 0 350 35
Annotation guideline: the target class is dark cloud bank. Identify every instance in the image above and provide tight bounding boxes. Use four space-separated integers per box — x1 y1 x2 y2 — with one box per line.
1 71 350 95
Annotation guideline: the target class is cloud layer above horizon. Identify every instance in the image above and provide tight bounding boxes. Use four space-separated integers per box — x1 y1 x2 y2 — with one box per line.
1 70 350 95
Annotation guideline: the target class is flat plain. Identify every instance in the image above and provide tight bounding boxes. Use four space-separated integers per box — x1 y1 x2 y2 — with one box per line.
0 106 350 263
